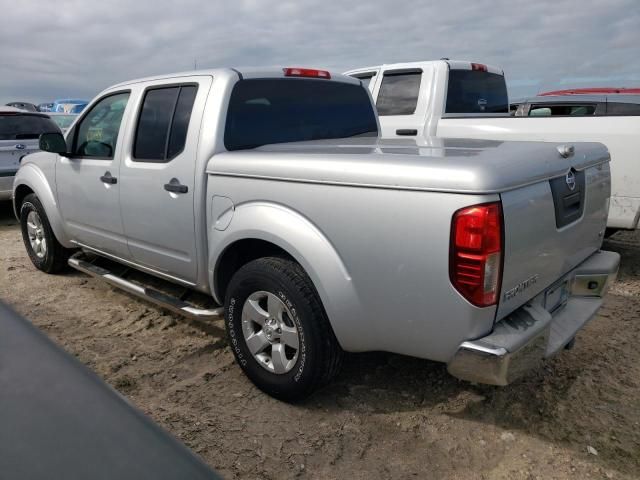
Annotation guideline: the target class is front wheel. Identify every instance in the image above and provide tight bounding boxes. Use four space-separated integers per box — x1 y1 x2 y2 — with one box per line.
225 257 343 402
20 193 73 273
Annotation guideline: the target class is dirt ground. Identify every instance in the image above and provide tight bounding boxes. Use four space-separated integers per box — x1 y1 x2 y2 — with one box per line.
1 200 639 480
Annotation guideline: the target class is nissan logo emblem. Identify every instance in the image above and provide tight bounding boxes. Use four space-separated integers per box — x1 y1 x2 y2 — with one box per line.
566 171 576 191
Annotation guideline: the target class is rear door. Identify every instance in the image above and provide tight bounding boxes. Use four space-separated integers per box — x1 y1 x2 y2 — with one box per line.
372 67 426 138
56 92 132 257
118 76 211 284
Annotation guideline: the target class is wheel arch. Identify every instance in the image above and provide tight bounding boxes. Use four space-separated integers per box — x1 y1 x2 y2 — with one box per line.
209 202 364 351
13 164 72 247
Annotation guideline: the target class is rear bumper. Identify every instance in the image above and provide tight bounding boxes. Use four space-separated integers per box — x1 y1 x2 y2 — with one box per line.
447 250 620 386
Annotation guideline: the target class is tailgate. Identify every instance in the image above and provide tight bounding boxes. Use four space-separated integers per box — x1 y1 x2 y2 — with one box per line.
0 139 39 176
497 146 611 318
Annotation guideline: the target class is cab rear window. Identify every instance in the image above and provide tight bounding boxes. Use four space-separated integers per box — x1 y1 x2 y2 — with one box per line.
224 79 378 151
445 70 508 114
0 114 59 140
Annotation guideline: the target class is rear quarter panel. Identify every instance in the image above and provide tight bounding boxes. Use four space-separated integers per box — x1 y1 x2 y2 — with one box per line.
207 174 499 362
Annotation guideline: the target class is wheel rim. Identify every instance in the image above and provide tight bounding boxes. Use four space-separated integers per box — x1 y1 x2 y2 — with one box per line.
241 291 300 374
26 210 47 259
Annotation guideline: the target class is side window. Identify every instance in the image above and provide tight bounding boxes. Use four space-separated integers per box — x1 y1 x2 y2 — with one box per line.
73 93 129 158
350 72 376 90
606 102 640 116
528 104 596 116
133 85 198 163
376 71 421 116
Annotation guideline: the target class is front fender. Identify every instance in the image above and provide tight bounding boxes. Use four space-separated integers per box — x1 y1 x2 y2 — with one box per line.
208 202 365 351
13 161 72 247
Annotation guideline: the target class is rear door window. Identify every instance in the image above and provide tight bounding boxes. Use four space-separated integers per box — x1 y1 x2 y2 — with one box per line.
133 84 198 163
0 115 59 140
376 71 422 116
350 72 377 91
445 70 508 114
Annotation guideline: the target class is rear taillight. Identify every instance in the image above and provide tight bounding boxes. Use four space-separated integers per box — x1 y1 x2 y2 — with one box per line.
471 63 488 72
450 202 503 307
283 67 331 79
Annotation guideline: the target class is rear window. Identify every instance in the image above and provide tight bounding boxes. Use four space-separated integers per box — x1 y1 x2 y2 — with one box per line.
445 70 508 114
224 79 378 151
529 104 596 116
0 114 59 140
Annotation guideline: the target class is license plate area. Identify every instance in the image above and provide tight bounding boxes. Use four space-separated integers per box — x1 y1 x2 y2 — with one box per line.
544 280 569 313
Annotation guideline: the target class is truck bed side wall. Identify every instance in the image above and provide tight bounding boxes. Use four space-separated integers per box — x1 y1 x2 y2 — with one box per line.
206 174 498 363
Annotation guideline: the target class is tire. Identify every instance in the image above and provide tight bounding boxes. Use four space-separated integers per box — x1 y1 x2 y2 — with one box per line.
225 257 343 402
20 193 73 273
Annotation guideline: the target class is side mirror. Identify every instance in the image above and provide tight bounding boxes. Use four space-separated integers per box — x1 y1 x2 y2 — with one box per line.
39 132 68 154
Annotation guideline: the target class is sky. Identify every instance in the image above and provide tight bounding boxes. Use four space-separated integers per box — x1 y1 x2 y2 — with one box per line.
0 0 638 105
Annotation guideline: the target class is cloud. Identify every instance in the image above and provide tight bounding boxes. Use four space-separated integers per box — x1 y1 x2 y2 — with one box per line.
0 0 638 104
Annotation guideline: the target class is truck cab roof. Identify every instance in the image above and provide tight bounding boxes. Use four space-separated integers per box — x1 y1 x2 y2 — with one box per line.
110 67 361 90
345 60 504 76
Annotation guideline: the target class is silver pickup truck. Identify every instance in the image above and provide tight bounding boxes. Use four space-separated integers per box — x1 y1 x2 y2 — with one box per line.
12 67 619 401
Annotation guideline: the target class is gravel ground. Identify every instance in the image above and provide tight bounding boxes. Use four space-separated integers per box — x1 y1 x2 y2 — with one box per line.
1 200 639 479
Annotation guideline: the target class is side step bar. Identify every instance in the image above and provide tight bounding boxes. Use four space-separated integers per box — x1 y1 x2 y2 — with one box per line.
68 254 224 321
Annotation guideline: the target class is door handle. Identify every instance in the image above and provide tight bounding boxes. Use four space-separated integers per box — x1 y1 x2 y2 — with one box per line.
164 178 188 194
396 129 418 136
100 172 117 184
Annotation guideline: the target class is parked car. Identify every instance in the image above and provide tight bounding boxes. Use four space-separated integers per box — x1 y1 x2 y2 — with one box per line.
13 67 618 401
5 102 38 112
0 302 220 480
512 94 640 117
37 102 54 112
539 87 640 96
47 112 78 133
345 60 640 232
52 98 88 113
0 107 59 200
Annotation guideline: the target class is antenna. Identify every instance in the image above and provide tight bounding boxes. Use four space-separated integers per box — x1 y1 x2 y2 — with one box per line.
194 59 197 70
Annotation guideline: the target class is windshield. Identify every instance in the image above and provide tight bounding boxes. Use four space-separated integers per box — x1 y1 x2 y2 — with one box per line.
224 79 378 151
0 114 59 140
445 69 509 114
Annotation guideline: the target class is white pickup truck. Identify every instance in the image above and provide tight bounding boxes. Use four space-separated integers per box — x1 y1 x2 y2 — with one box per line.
345 60 640 231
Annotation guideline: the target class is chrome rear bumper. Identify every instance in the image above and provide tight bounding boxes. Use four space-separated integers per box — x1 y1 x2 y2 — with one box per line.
447 250 620 386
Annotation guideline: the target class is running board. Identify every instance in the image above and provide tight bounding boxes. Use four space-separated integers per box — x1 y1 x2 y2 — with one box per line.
68 253 224 321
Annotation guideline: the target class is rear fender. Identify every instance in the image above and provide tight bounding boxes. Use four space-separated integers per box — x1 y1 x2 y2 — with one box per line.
208 202 363 350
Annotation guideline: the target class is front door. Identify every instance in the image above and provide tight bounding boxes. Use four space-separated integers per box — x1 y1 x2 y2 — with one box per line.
119 77 209 284
56 91 131 257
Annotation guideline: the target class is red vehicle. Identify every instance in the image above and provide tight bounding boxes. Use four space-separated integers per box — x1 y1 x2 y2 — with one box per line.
540 87 640 96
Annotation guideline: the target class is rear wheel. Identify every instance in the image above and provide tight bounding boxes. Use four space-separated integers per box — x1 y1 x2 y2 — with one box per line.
20 194 73 273
224 257 343 402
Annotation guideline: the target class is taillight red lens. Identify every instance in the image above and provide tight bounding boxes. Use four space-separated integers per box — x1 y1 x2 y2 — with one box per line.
471 63 488 72
283 68 331 79
450 202 503 307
